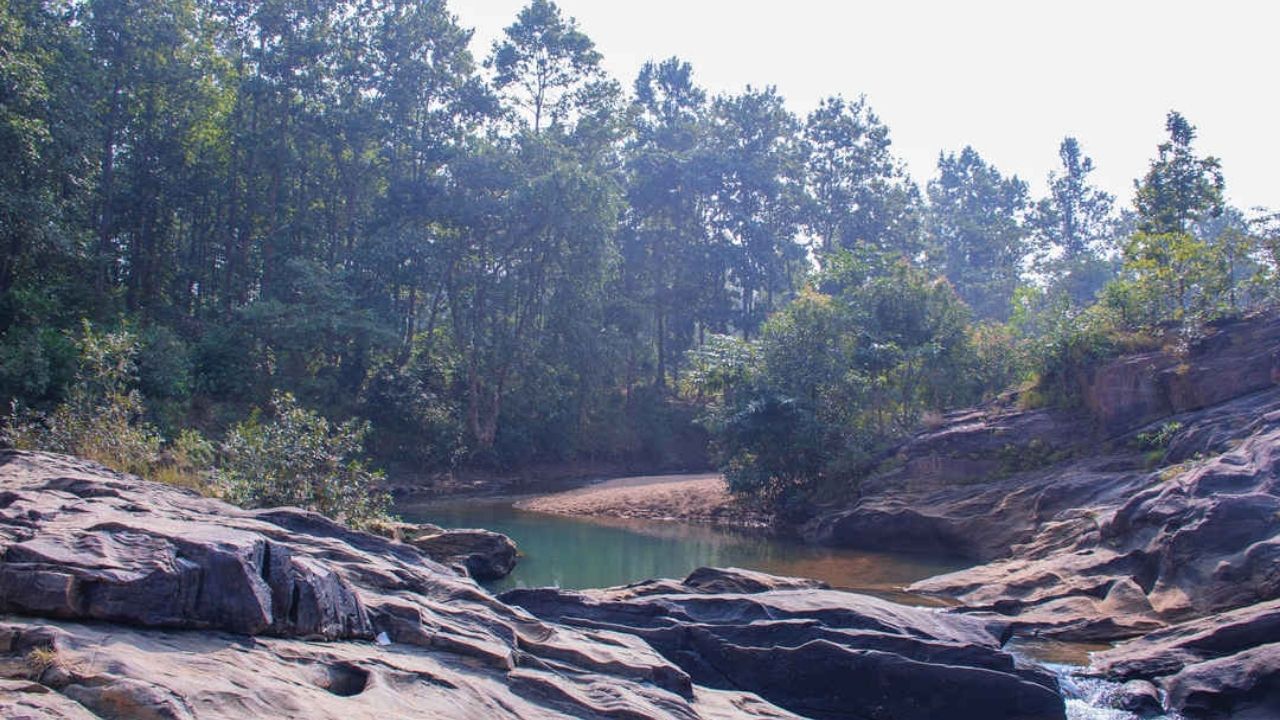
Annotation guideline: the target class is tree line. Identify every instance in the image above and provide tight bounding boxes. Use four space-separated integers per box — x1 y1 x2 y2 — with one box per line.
2 0 1276 490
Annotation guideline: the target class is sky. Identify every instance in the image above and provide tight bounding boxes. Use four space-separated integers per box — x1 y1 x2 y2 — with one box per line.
451 0 1278 213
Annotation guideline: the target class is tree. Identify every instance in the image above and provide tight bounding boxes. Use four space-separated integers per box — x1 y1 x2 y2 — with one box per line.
691 257 977 509
442 134 620 457
705 86 807 338
927 147 1029 320
622 57 715 389
1026 138 1117 307
1134 111 1224 234
1117 231 1222 324
803 95 922 262
219 392 391 529
1032 137 1115 260
488 0 604 133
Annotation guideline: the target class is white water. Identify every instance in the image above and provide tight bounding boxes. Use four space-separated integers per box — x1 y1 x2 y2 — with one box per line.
1052 664 1184 720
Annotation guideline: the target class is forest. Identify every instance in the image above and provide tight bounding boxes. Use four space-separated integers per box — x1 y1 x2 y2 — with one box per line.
3 0 1278 520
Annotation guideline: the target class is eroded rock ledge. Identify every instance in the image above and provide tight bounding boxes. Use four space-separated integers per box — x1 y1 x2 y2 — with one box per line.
0 450 1064 719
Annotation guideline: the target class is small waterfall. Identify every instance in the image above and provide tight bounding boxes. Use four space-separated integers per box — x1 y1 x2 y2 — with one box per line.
1003 637 1184 720
1051 664 1185 720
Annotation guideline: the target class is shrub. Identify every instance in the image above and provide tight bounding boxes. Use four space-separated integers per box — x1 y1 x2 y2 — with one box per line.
3 321 162 476
218 391 393 529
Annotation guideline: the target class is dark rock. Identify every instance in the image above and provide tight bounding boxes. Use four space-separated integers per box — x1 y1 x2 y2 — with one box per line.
1112 679 1163 717
503 568 1066 720
1083 314 1280 437
408 527 519 580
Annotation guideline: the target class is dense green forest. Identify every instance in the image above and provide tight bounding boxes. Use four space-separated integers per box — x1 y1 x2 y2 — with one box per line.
2 0 1277 517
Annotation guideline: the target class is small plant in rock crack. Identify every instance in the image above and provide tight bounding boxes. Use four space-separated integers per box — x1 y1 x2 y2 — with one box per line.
1136 421 1182 451
26 647 62 680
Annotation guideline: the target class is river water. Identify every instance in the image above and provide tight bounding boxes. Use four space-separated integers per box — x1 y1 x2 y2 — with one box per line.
399 489 965 602
399 477 1164 720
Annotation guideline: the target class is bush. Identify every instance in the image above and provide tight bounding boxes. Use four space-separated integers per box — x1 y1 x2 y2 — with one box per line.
218 391 393 529
3 322 162 476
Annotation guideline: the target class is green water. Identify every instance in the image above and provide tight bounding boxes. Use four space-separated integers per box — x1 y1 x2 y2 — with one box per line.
400 494 967 600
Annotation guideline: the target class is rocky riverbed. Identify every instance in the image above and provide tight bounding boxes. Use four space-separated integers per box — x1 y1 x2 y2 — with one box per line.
0 450 1065 719
6 313 1280 719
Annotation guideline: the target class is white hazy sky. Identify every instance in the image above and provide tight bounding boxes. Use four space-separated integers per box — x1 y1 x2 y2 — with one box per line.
452 0 1278 212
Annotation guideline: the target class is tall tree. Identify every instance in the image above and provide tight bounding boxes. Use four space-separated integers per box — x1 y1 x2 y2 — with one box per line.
488 0 603 133
1032 137 1115 259
1134 111 1224 234
1027 137 1117 307
706 86 807 338
622 57 714 389
803 95 922 262
927 146 1029 320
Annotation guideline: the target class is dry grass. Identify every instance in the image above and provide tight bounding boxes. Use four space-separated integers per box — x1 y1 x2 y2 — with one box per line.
25 647 61 679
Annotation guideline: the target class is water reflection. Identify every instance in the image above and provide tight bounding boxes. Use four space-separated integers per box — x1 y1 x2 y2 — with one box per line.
400 496 967 602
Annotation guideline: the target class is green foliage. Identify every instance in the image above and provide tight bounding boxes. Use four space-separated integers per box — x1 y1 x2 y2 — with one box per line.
805 95 923 260
927 146 1030 321
1119 231 1225 324
218 392 392 530
2 0 1277 506
3 322 162 476
1137 421 1182 451
1134 112 1224 235
692 259 983 509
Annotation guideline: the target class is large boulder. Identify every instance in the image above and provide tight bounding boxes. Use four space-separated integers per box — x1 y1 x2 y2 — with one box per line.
1089 600 1280 718
407 527 518 580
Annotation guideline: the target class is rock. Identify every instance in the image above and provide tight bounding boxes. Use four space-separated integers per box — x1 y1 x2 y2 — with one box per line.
1082 314 1280 437
794 311 1280 716
1112 679 1163 717
503 567 1066 720
408 527 519 580
1164 642 1280 719
0 452 1066 719
1096 601 1280 717
0 450 794 719
682 566 829 593
0 678 100 719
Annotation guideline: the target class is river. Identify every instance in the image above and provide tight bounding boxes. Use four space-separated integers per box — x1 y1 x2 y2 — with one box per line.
401 474 1170 720
398 476 967 603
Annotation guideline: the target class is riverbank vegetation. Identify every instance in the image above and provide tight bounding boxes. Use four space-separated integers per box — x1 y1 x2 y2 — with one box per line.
2 0 1277 518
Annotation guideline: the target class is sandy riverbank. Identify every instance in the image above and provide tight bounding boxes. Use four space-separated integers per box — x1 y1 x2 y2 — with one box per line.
515 472 762 525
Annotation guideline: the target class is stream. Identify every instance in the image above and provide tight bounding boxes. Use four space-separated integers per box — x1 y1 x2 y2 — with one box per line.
398 483 965 602
399 474 1170 720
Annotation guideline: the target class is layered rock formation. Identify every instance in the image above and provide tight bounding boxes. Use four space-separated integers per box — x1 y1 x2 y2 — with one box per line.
0 450 1065 719
801 312 1280 718
501 568 1064 720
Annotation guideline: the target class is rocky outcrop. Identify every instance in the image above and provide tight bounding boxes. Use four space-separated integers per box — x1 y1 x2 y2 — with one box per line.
375 522 521 581
0 450 1068 719
1082 313 1280 437
797 312 1280 717
502 570 1065 720
1089 600 1280 719
0 451 775 718
907 389 1280 717
804 313 1280 563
